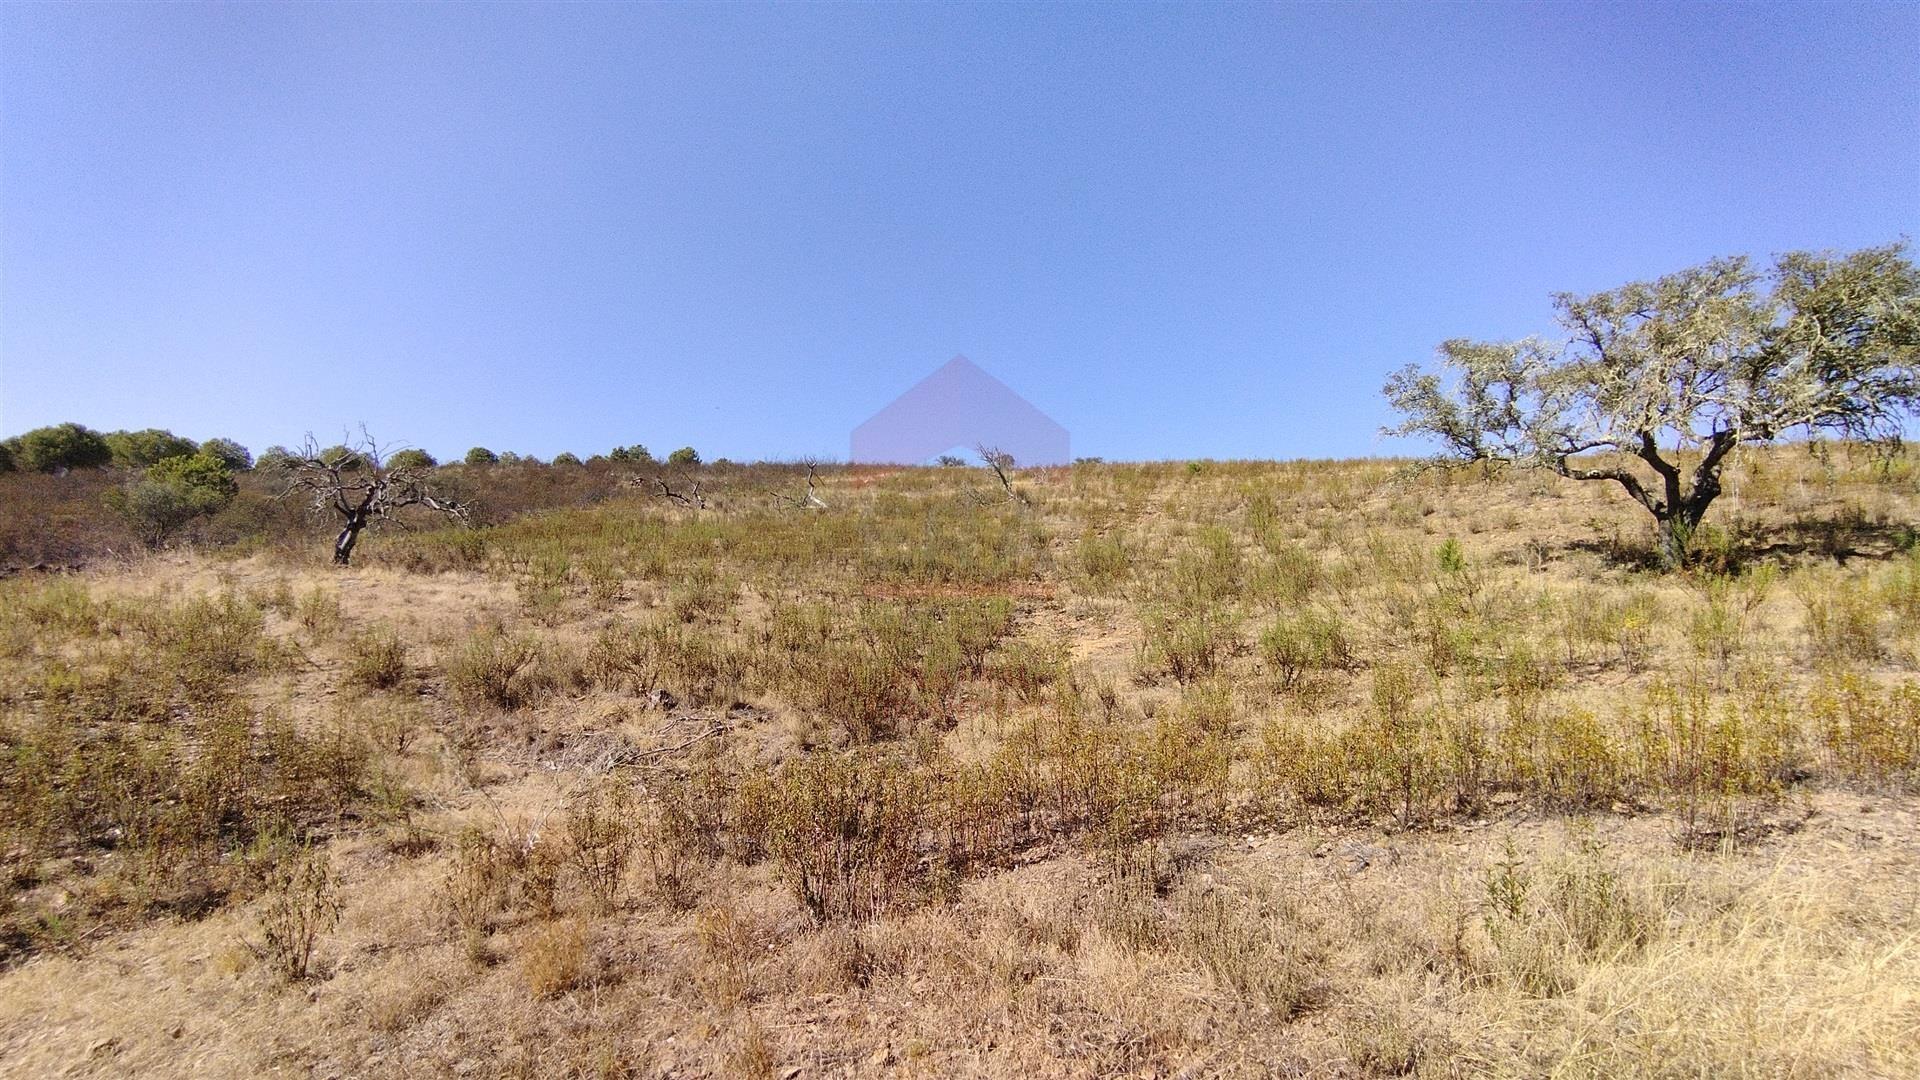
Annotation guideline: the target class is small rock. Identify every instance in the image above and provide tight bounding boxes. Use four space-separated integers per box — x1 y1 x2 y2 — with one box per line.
647 688 678 711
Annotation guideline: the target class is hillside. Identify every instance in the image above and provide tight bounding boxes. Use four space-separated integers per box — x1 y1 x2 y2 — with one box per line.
1 450 1916 1078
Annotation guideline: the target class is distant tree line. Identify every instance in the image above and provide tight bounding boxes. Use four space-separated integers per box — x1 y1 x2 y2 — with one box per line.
0 424 708 477
0 421 714 553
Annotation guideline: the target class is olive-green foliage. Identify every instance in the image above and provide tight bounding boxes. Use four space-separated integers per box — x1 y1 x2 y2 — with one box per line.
9 422 113 472
198 437 253 471
464 447 498 466
667 446 701 468
1075 529 1132 589
478 492 1045 593
756 598 1015 741
1259 607 1353 688
104 428 198 468
1386 242 1920 569
385 448 437 470
319 445 368 470
1136 527 1249 682
106 452 238 547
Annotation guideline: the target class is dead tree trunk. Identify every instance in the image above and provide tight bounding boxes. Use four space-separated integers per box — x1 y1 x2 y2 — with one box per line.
333 490 376 565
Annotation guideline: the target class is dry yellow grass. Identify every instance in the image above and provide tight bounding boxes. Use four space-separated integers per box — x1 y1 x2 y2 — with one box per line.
1 447 1916 1077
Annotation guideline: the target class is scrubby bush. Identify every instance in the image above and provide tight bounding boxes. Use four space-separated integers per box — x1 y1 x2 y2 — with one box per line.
11 422 112 472
1259 608 1353 688
105 428 197 468
446 626 552 709
385 448 436 469
667 446 701 468
254 841 343 982
319 444 368 470
1075 530 1131 589
746 751 927 922
565 782 636 912
346 627 409 690
464 447 499 466
198 437 253 471
106 452 238 547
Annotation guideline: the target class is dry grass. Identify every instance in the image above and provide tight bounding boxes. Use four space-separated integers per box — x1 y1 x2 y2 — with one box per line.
1 447 1917 1077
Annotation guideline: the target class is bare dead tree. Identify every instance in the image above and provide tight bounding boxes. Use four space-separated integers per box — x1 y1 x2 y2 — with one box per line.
646 474 707 510
972 444 1031 509
279 430 469 565
770 460 829 511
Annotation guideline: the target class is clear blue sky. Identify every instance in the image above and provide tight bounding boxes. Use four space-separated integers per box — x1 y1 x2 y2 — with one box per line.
3 2 1916 463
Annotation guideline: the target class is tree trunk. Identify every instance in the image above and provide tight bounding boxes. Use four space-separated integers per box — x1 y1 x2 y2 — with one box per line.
1653 513 1687 570
333 514 367 565
1653 497 1714 570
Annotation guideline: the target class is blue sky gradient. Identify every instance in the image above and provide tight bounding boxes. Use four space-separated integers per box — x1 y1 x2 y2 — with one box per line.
3 2 1916 462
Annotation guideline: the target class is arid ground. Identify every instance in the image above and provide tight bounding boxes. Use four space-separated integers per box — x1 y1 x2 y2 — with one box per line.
2 450 1916 1078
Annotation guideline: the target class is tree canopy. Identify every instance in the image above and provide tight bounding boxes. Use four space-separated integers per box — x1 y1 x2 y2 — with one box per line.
8 423 114 473
199 437 253 471
107 452 238 547
385 448 437 470
105 428 198 469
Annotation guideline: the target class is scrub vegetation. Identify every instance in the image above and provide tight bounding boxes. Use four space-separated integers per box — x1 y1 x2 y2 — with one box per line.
1 441 1917 1078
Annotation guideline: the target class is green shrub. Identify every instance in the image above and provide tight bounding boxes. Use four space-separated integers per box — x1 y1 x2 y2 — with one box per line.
198 437 253 471
385 448 436 470
104 428 197 468
12 422 112 472
1075 530 1132 589
106 452 237 548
